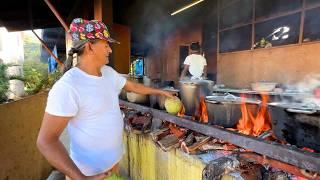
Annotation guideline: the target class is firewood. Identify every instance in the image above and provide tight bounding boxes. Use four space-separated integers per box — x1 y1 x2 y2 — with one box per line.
150 128 169 142
239 152 320 180
202 156 240 180
184 132 195 146
188 137 211 152
157 134 180 151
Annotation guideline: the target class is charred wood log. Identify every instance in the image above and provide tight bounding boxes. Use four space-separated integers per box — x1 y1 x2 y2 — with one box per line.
202 156 240 180
157 134 180 151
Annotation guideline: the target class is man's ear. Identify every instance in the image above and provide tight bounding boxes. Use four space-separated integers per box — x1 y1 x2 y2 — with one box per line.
85 43 94 54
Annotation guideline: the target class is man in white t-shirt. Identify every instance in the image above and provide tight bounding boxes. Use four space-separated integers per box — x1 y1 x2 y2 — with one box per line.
36 18 175 180
180 42 207 80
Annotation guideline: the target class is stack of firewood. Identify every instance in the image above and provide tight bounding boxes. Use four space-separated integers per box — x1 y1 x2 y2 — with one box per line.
122 107 152 134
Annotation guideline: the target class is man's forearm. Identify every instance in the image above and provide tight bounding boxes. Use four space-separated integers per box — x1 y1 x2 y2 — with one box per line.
180 68 188 79
37 140 84 179
203 66 207 78
127 82 162 95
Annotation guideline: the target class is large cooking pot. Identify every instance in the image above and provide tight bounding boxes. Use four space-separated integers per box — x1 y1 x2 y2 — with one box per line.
127 92 149 104
205 95 260 127
268 102 320 151
179 80 214 116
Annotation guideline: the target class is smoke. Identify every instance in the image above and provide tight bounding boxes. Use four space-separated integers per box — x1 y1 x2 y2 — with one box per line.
124 0 214 55
285 74 320 107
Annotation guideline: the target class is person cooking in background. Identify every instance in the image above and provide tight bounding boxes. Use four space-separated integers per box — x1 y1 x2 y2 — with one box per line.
180 42 207 80
37 18 175 180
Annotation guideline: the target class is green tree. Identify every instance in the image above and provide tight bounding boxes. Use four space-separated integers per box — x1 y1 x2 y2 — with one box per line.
0 64 9 102
23 32 41 61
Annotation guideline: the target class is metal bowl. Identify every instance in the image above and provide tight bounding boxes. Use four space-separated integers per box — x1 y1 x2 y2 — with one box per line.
251 82 277 92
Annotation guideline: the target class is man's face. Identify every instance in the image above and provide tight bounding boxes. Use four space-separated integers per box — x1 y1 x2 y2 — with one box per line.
91 40 112 65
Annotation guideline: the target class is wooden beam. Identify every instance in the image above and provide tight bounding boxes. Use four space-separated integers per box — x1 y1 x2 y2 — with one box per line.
44 0 69 32
31 30 63 66
299 0 306 43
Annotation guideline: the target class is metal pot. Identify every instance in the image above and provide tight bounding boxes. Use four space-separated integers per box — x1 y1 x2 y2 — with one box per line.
128 75 143 83
149 79 161 108
120 89 127 100
179 80 214 116
205 95 260 127
127 92 149 104
268 102 320 151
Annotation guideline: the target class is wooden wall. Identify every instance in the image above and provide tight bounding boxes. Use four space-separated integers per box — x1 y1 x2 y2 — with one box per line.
217 42 320 88
145 23 203 83
112 24 131 74
0 92 52 180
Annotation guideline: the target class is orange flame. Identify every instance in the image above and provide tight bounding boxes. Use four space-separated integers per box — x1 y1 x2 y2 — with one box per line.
236 94 271 136
168 123 185 138
177 105 185 117
199 97 209 123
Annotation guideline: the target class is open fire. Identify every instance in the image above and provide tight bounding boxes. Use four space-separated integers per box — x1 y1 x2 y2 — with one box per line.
237 94 271 136
177 96 208 123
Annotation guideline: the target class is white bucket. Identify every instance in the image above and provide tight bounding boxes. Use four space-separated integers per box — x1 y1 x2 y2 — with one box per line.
7 79 25 100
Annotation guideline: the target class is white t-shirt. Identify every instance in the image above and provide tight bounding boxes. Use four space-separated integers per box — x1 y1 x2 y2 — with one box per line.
183 54 207 79
45 66 126 176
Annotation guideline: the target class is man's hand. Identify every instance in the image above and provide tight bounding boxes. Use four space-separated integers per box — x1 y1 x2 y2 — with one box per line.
81 173 106 180
159 90 177 98
124 80 177 98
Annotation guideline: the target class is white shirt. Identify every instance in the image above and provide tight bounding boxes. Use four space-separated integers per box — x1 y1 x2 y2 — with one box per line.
183 54 207 79
45 66 126 176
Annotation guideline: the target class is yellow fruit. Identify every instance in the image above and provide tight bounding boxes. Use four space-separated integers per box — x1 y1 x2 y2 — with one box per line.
164 97 182 115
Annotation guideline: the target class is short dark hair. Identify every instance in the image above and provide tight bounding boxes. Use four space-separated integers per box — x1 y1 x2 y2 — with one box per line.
190 42 200 51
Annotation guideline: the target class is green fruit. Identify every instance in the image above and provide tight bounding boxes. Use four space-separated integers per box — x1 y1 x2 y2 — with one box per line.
104 173 125 180
164 97 182 115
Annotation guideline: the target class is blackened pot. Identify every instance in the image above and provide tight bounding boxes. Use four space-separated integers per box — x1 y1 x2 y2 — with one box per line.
205 96 259 128
268 103 320 152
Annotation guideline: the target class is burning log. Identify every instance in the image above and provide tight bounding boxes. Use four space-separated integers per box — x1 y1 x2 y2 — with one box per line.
239 153 320 180
168 123 186 138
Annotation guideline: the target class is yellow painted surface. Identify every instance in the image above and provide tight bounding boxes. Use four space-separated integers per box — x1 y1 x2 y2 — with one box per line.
120 132 205 180
0 92 52 180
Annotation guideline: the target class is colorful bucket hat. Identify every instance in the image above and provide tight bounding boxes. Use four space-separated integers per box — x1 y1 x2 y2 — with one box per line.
69 18 119 44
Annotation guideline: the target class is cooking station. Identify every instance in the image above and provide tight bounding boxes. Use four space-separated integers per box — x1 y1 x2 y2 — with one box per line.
120 78 320 178
120 100 320 173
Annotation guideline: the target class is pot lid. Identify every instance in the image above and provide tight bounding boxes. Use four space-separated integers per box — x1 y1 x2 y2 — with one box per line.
205 94 261 104
269 102 320 110
162 87 180 92
179 79 214 85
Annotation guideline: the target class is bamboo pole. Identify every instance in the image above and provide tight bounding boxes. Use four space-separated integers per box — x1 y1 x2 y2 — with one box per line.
31 30 64 66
